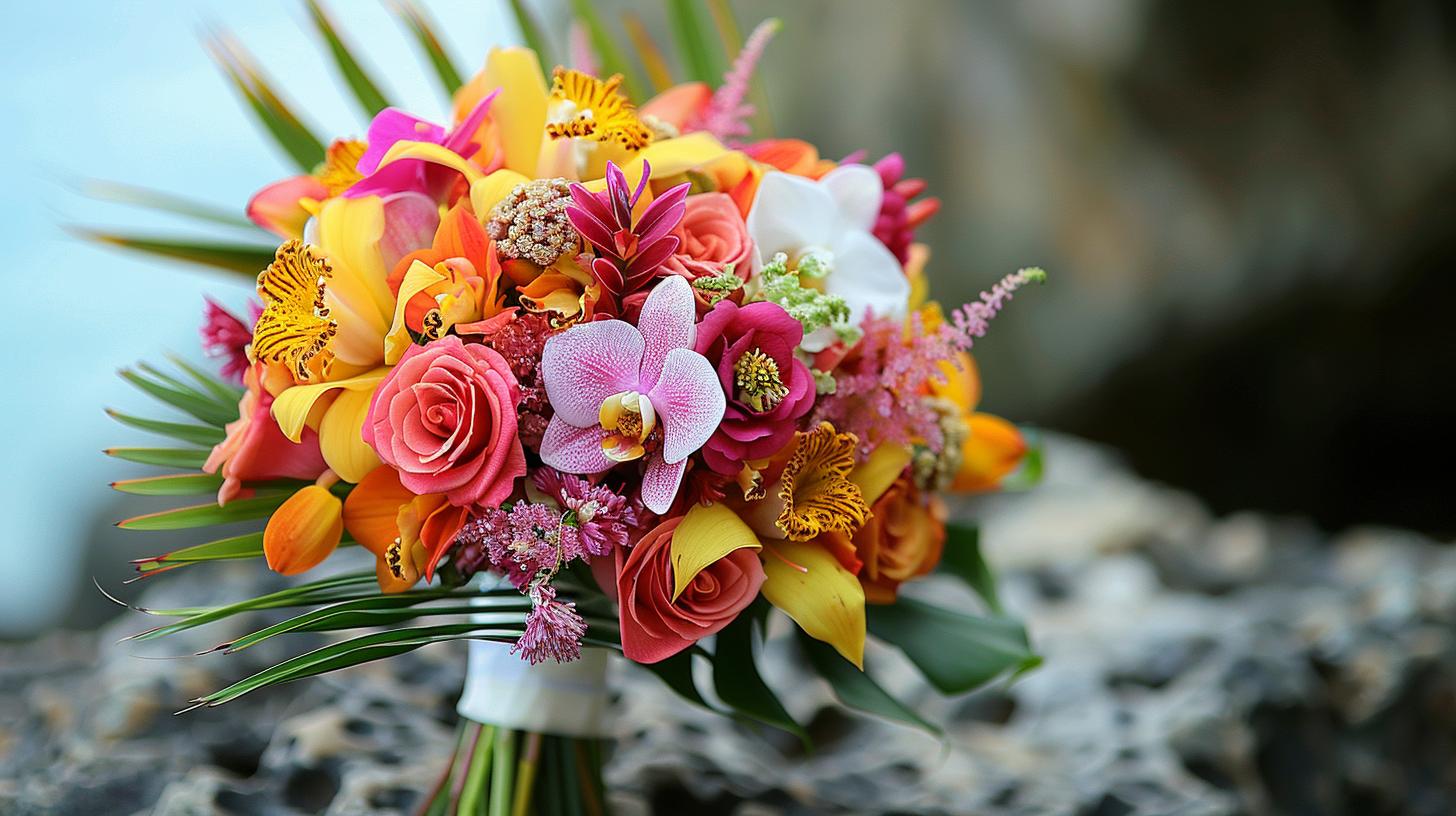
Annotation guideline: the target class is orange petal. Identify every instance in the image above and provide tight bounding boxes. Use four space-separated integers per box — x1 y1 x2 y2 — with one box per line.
933 350 982 413
247 175 327 239
953 413 1027 493
640 82 712 130
263 485 343 576
342 465 414 557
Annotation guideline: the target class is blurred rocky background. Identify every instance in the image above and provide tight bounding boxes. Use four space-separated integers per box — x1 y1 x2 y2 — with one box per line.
6 436 1456 815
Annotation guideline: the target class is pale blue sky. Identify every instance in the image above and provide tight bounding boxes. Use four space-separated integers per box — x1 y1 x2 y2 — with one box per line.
0 1 522 634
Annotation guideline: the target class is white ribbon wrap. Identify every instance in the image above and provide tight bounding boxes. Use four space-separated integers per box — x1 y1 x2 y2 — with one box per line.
456 579 611 737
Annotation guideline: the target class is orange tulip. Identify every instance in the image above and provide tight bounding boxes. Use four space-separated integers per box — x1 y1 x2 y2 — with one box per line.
263 485 344 576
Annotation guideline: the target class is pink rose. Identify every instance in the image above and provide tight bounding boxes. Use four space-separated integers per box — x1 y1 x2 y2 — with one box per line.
617 515 765 663
362 335 527 508
662 192 754 309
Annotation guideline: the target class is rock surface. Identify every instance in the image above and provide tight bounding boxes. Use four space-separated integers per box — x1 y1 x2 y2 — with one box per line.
3 435 1454 815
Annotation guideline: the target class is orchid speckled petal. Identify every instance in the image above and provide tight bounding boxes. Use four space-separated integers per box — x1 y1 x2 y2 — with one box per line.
540 319 645 428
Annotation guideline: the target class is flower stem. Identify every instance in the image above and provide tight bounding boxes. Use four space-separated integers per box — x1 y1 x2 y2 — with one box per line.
456 724 495 816
488 727 516 816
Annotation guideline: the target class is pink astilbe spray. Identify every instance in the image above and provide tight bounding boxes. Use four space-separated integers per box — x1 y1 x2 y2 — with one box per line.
950 267 1047 347
688 18 781 144
200 298 258 385
532 469 640 557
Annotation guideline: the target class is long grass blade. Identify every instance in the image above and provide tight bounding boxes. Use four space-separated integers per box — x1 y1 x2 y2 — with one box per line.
391 0 464 94
664 0 727 85
305 0 393 117
80 180 262 232
134 532 266 571
119 367 236 426
166 355 244 408
567 0 645 99
106 409 225 447
206 34 326 172
117 493 290 531
105 447 211 470
622 12 674 93
507 0 555 74
113 473 227 496
77 229 275 277
220 592 528 653
705 0 743 57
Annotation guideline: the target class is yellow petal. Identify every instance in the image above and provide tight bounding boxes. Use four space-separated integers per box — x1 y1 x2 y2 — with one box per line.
851 443 913 506
761 539 866 668
264 485 343 576
317 386 382 482
469 168 531 218
669 503 762 602
385 260 447 365
376 139 484 187
481 47 548 176
315 195 393 353
633 132 732 178
271 367 389 442
954 412 1028 493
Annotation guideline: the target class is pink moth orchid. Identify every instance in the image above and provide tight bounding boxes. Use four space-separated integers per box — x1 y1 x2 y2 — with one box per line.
539 275 725 514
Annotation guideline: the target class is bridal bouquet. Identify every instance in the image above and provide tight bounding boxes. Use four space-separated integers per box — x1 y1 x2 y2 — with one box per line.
100 4 1041 813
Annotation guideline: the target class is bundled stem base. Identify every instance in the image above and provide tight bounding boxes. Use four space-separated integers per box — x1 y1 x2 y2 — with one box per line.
418 720 611 816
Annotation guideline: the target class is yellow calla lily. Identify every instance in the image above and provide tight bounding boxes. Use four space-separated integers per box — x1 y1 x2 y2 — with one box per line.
271 367 389 441
316 386 381 482
668 503 762 601
761 538 866 668
851 443 913 507
472 47 549 176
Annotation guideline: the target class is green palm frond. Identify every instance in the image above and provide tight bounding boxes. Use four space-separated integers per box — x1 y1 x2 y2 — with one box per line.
206 33 326 172
390 0 465 94
305 0 395 117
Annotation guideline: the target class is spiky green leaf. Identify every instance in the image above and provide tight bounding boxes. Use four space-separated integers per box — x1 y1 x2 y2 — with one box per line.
507 0 555 74
207 35 326 172
306 0 394 117
117 493 290 531
105 409 225 447
105 447 211 470
79 230 275 277
391 0 464 94
118 366 236 426
665 0 728 84
113 473 227 496
80 180 262 232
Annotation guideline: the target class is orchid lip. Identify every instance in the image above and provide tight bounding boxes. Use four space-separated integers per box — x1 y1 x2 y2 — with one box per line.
599 390 657 463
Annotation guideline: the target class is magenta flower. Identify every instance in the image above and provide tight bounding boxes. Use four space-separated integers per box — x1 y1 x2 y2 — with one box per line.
539 275 725 514
567 160 690 315
345 90 498 200
200 298 258 385
693 300 816 475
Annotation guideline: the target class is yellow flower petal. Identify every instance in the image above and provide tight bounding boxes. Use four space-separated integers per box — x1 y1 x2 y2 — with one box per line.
761 539 866 668
253 240 337 382
669 503 762 602
480 47 548 176
271 367 389 443
851 443 913 506
264 485 343 576
775 422 870 541
317 386 381 482
469 168 532 218
315 195 393 360
384 260 446 365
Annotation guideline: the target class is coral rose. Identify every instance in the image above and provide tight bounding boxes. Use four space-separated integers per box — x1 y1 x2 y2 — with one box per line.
362 335 527 508
838 472 947 603
617 515 765 663
662 192 755 311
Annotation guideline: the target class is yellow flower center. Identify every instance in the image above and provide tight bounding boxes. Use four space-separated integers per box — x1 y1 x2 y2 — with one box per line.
733 348 790 413
545 67 653 152
599 391 657 462
775 422 870 541
252 240 337 382
317 138 366 196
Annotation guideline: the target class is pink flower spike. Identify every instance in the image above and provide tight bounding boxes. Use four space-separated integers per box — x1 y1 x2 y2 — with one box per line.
538 276 725 514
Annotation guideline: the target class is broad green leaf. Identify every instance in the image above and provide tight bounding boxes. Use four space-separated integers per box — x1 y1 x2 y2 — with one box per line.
867 597 1038 695
938 523 1002 614
80 229 275 277
567 0 645 98
796 630 941 736
206 35 326 172
105 447 211 470
711 614 805 741
640 647 714 710
665 0 727 85
305 0 393 117
106 409 224 447
117 493 289 531
391 0 464 93
1000 429 1045 491
81 180 261 232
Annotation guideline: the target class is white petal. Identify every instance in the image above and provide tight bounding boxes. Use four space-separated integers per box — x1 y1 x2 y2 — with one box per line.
746 171 834 261
826 230 910 325
820 164 884 233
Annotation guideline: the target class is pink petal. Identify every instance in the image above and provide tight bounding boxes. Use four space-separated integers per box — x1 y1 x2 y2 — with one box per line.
540 319 645 427
635 276 696 389
360 109 446 175
540 417 614 474
379 192 441 269
649 347 725 463
640 455 687 515
442 90 500 159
